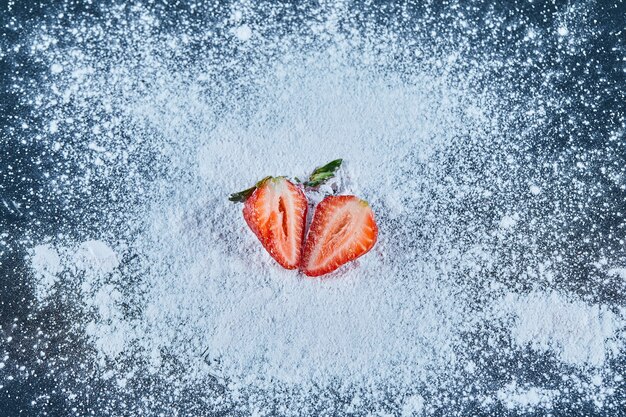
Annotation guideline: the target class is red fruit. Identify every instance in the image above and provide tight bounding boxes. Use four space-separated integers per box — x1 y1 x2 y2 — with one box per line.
237 177 308 269
301 195 378 277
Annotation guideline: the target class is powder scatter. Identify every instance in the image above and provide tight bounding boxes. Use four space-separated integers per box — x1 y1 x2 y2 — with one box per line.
87 142 106 153
48 120 59 133
73 240 119 274
529 184 541 195
401 395 425 416
494 291 624 367
50 63 63 74
6 0 625 415
495 382 558 411
30 244 62 302
232 24 253 41
498 214 519 230
557 26 570 37
607 267 626 280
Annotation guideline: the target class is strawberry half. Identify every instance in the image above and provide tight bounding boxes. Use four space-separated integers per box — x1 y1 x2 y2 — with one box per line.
301 195 378 277
230 177 307 269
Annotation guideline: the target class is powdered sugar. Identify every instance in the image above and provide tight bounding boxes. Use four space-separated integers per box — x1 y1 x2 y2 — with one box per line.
493 291 624 367
495 382 559 411
30 244 62 302
232 24 253 41
401 395 425 416
74 240 119 274
11 1 626 415
608 268 626 280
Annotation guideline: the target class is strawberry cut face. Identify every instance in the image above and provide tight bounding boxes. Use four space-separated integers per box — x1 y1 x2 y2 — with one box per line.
242 177 308 269
301 195 378 277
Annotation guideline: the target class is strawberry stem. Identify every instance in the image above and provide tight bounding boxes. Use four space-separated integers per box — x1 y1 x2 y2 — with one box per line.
304 159 343 187
229 176 272 203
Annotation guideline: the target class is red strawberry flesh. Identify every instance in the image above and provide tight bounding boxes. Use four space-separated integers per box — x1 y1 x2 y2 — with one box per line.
242 177 307 269
301 195 378 277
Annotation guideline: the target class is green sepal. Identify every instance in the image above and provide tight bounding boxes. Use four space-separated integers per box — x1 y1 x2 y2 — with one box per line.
304 159 343 187
229 176 272 203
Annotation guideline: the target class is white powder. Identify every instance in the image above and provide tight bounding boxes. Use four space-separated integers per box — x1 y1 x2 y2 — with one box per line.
73 240 119 274
21 2 626 414
127 184 468 388
499 214 519 230
401 395 425 416
30 244 62 302
495 382 558 410
494 291 623 367
29 59 493 406
232 24 252 41
529 184 541 195
50 63 63 73
113 62 496 394
608 267 626 280
48 120 59 133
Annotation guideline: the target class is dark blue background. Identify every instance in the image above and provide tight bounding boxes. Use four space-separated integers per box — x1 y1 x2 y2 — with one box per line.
1 0 625 415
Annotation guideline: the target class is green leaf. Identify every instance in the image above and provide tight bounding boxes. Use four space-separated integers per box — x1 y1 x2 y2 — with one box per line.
228 185 256 202
229 176 272 203
305 159 343 187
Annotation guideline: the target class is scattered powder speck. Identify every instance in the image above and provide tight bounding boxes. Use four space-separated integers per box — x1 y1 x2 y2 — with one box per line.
48 120 59 134
529 184 542 195
499 214 519 230
401 395 425 416
232 24 253 41
557 26 570 37
50 63 63 74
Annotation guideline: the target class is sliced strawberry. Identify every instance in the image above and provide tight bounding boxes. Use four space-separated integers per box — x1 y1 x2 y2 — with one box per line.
232 177 307 269
301 195 378 277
